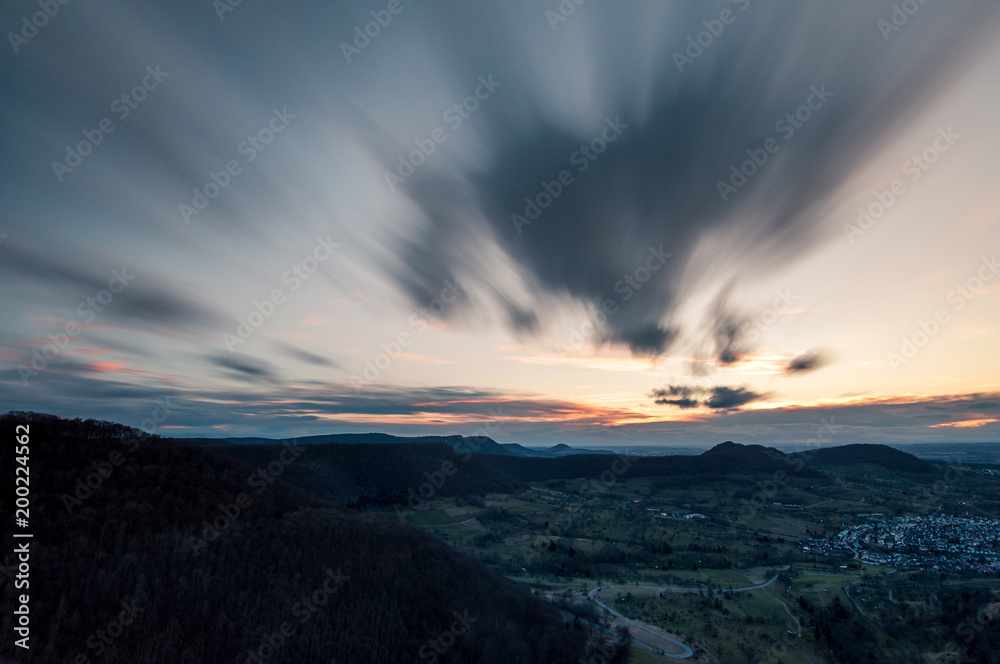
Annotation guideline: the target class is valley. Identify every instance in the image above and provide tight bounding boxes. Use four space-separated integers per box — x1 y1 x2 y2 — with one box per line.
386 447 1000 663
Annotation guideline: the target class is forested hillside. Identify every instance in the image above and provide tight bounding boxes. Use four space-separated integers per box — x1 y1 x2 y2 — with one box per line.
0 413 584 664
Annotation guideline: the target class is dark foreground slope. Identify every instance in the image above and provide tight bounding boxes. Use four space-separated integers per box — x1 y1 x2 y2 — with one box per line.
0 413 583 664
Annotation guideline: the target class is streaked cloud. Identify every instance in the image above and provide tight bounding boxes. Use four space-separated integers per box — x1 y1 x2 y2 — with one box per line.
1 1 998 445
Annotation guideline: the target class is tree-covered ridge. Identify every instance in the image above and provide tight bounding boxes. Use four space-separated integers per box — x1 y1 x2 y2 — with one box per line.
0 412 584 664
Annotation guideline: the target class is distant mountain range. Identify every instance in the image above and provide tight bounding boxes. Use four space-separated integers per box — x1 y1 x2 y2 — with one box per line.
212 438 933 508
199 433 959 469
203 435 934 491
197 432 613 458
502 442 616 456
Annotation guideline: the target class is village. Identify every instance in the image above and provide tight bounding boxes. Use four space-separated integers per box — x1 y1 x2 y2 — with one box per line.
802 515 1000 573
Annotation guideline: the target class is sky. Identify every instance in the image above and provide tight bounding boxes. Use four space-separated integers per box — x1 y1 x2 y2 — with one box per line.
2 0 999 447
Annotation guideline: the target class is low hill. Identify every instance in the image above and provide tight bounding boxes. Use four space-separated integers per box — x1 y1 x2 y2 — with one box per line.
808 443 934 472
0 412 584 664
700 441 786 464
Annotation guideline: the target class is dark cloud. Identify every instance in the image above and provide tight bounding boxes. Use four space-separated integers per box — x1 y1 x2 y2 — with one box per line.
274 342 339 369
113 289 220 328
705 386 765 410
380 1 999 356
650 385 701 409
606 322 678 357
783 350 829 375
209 354 280 384
0 242 222 329
706 287 752 367
650 383 765 410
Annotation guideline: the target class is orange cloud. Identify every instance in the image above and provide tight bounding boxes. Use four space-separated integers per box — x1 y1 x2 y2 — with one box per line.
85 361 152 377
928 418 999 429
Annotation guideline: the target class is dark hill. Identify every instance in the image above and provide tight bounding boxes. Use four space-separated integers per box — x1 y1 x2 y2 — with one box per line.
501 443 615 457
703 440 740 454
0 412 583 664
701 441 785 464
216 441 523 507
808 443 933 472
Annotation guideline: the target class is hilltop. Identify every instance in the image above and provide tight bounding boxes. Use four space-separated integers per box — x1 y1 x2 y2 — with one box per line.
807 443 934 473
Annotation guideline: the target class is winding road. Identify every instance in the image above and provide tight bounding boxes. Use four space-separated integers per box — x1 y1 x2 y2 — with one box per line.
586 575 779 659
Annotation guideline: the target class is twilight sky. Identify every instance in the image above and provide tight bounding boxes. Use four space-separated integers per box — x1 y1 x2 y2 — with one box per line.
2 0 999 446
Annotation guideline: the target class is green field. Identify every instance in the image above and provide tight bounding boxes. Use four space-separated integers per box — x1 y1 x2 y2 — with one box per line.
392 467 1000 663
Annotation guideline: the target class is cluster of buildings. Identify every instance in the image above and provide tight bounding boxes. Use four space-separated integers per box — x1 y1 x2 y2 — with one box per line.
800 537 855 559
645 506 710 521
801 515 1000 573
